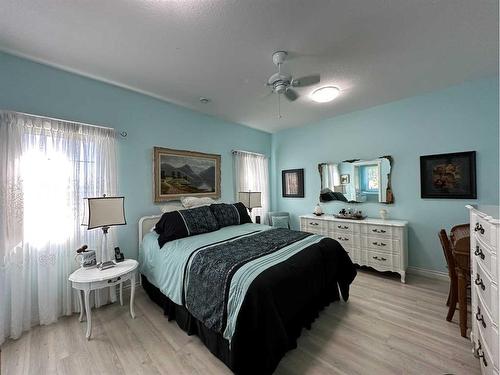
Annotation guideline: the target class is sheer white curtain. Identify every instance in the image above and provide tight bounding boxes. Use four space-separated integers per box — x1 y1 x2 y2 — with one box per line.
0 112 117 345
233 150 269 220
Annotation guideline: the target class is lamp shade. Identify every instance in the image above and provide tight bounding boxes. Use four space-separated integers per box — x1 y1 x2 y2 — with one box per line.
82 196 126 230
238 191 262 209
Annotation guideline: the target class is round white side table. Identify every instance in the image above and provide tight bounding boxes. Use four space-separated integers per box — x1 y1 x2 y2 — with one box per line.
69 259 139 340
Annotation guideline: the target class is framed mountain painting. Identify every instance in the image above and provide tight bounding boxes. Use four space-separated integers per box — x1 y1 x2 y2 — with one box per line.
153 147 221 202
420 151 476 199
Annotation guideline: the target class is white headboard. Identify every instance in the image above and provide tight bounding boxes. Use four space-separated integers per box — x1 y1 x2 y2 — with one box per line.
138 215 161 248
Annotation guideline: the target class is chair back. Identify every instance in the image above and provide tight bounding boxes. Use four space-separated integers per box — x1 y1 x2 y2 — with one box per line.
450 224 470 270
450 224 470 254
439 229 457 280
263 211 290 227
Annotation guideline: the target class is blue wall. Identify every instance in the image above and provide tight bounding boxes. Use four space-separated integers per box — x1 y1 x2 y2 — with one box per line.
272 78 499 272
0 52 272 259
1 51 498 272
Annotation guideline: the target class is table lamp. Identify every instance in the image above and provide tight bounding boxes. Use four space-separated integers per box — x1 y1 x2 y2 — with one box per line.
238 191 262 213
82 195 126 269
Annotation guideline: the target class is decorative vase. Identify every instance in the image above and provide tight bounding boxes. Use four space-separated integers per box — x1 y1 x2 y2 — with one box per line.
379 209 388 220
314 203 323 216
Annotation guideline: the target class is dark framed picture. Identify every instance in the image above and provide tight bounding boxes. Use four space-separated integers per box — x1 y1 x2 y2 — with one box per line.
153 147 221 202
340 174 350 184
420 151 476 199
282 169 304 198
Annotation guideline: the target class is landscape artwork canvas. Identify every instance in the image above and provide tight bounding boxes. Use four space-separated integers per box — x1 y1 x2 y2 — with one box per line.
420 151 476 199
154 147 221 202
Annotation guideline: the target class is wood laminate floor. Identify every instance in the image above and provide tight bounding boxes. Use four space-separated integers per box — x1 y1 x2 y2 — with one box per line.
1 270 479 375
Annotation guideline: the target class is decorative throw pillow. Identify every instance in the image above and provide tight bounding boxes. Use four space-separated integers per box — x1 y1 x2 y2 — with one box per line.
233 202 253 224
155 206 219 247
271 216 290 229
209 202 253 227
181 196 215 209
210 203 240 227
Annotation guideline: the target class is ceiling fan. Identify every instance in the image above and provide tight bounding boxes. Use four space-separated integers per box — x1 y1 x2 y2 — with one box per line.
266 51 320 118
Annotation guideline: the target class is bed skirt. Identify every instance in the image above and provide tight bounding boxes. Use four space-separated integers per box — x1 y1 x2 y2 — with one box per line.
141 273 342 374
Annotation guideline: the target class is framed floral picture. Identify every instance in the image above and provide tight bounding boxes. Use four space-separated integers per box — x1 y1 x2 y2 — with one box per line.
282 169 305 198
420 151 476 199
153 147 221 202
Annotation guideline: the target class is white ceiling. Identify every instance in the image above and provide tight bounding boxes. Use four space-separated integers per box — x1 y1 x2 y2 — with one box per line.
1 0 498 133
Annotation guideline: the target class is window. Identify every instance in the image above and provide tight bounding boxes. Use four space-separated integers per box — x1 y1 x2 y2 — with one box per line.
360 165 379 194
233 150 269 219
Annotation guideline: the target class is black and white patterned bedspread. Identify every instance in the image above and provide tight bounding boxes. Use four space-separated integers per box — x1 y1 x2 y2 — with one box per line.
184 228 311 333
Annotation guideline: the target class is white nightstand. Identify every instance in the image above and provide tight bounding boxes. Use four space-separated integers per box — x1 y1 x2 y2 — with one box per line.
69 259 138 340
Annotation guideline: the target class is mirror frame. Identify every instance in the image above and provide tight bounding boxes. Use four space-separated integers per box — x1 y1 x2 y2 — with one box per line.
318 155 394 204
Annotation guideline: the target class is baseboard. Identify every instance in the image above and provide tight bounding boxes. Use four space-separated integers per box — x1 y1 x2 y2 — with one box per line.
407 266 448 281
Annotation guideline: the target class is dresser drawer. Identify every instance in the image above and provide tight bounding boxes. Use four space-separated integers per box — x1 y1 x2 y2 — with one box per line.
476 326 497 375
475 298 499 368
473 235 497 280
365 224 392 238
90 272 132 290
334 233 355 247
367 249 399 270
472 213 497 249
475 261 499 322
363 237 401 254
301 218 327 234
331 222 354 233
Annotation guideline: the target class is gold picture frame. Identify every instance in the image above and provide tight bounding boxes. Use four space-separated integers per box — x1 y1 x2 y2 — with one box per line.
153 147 221 202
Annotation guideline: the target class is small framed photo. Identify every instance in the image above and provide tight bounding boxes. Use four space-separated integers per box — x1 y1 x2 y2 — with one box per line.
340 174 350 185
282 169 304 198
420 151 476 199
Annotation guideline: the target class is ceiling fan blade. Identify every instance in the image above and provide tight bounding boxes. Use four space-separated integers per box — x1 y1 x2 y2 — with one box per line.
259 90 274 99
284 89 298 101
292 74 320 87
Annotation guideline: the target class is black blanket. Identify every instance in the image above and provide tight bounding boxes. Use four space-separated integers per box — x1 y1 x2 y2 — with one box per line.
142 236 356 374
185 228 311 333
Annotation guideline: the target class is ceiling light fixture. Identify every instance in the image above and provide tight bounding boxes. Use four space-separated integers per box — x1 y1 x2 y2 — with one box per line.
310 86 340 103
199 97 211 104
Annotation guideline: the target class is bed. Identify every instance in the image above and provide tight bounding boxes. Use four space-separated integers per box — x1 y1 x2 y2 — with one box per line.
138 209 356 375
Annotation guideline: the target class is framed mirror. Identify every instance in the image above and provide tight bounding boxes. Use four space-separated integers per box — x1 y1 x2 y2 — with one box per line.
318 156 394 204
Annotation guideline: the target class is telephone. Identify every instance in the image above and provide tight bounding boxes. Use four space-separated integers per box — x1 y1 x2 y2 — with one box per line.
114 247 125 262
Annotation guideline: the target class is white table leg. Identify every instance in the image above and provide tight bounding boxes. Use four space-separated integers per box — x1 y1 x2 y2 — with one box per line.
84 289 92 340
119 282 123 306
130 273 136 319
401 271 406 283
78 290 85 322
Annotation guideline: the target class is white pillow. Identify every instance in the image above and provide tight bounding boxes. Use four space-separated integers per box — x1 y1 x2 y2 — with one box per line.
160 201 184 213
180 196 215 209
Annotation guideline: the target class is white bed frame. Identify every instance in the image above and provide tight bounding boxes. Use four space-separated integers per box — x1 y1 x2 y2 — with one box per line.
138 215 162 248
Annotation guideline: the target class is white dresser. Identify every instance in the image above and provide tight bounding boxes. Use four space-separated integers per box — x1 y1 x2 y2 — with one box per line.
300 214 408 282
468 205 500 375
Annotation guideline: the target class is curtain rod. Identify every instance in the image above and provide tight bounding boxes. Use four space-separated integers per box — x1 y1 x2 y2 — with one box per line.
1 110 114 131
232 149 267 157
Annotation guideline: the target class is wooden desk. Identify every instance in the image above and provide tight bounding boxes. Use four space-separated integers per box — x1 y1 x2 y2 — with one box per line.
450 224 470 338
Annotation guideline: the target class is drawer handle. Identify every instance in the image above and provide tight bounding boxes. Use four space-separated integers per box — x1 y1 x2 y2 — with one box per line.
337 237 349 241
372 229 386 233
474 246 485 260
475 274 485 290
108 276 121 284
475 306 487 328
372 256 387 261
337 225 349 229
372 242 387 247
475 341 488 367
474 223 485 234
309 222 319 226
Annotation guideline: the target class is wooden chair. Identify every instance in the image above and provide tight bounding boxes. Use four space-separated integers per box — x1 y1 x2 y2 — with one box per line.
439 229 458 322
450 224 471 338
